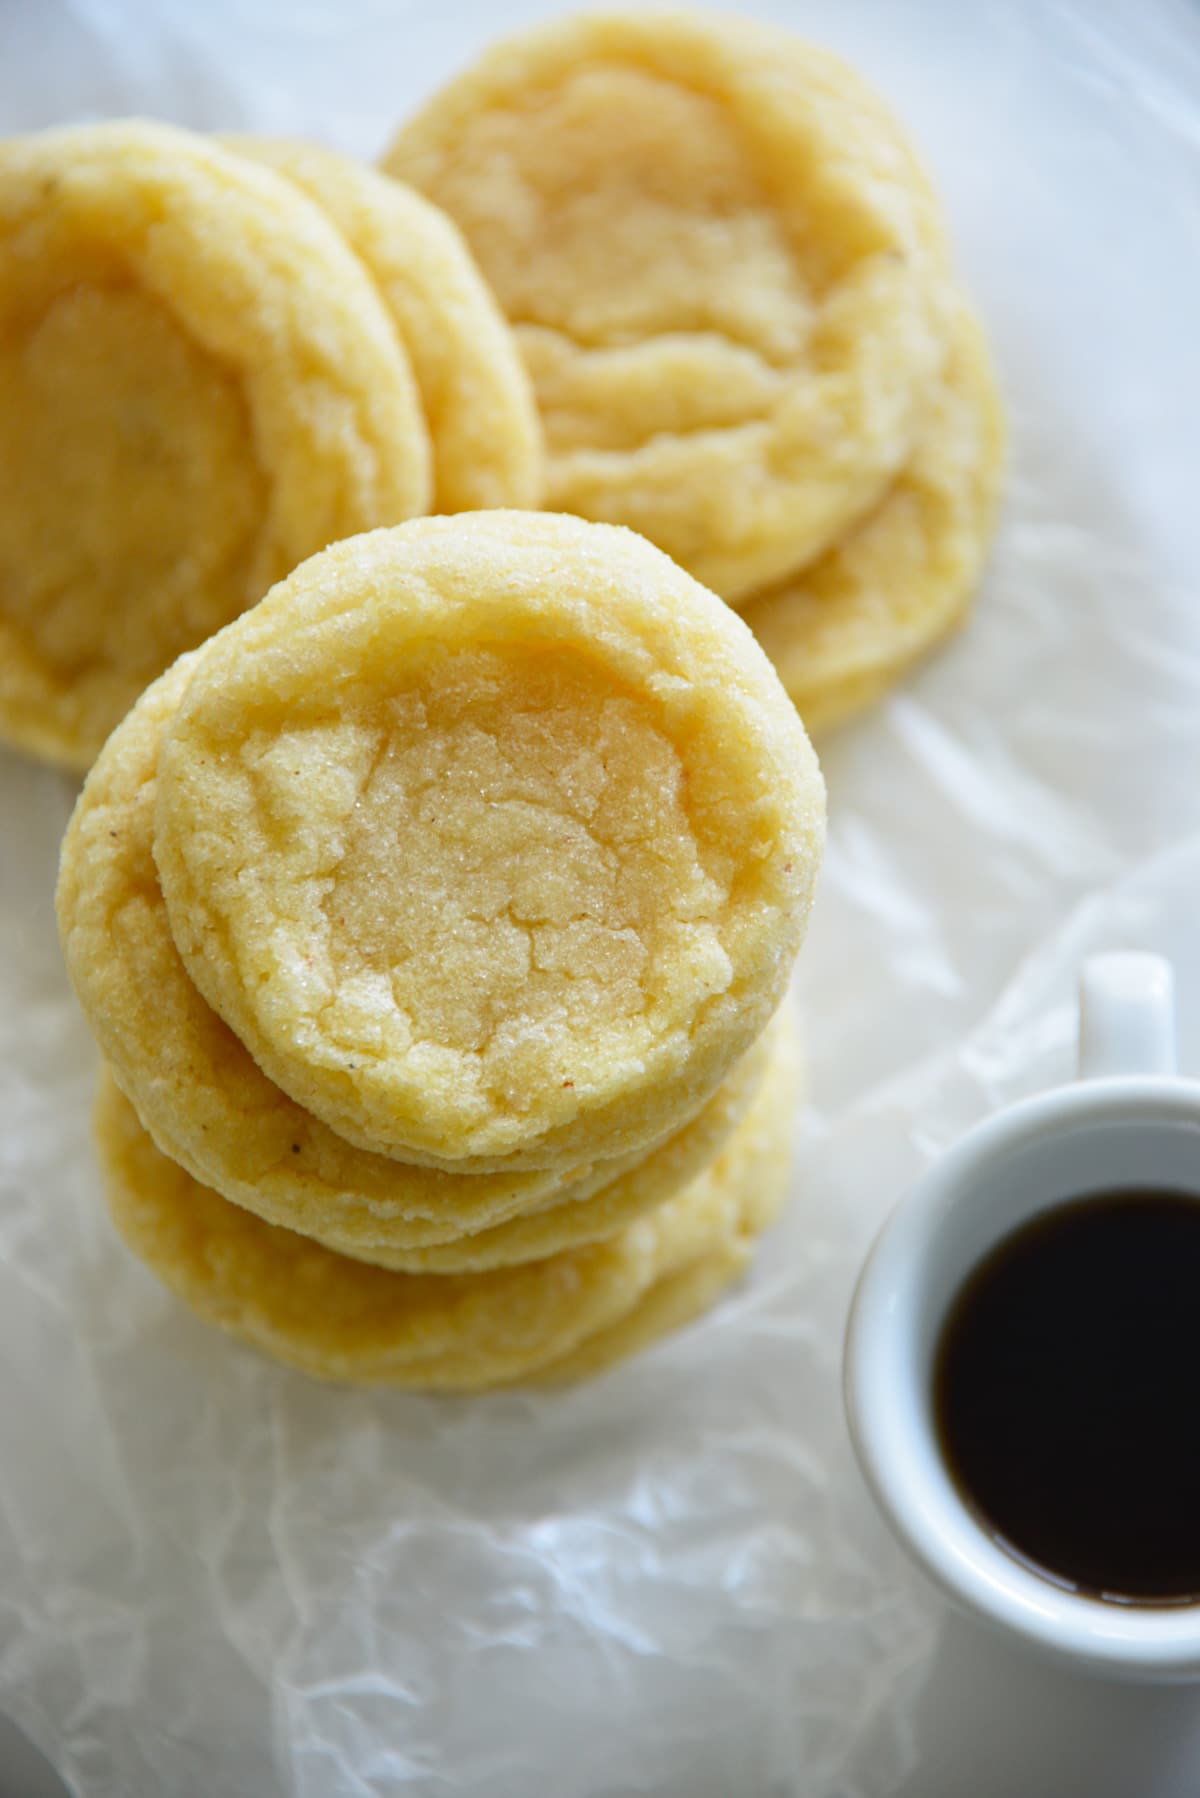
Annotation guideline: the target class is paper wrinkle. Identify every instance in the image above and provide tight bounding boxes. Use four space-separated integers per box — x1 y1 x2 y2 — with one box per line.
3 0 1200 1792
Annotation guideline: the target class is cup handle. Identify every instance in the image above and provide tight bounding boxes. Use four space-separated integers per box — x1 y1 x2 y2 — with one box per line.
1078 952 1177 1079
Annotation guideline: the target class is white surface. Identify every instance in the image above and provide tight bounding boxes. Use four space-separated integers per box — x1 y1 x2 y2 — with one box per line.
2 1 1200 1793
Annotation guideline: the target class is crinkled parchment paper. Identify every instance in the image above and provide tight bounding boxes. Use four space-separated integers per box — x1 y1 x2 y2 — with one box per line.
2 2 1199 1793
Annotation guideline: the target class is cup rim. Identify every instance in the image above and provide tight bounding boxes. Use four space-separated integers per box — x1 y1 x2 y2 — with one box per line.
844 1074 1200 1676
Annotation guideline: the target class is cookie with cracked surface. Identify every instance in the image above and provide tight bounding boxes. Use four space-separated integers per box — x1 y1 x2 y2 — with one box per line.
741 294 1004 736
383 9 943 601
224 136 542 514
0 120 431 773
58 653 772 1255
153 513 823 1172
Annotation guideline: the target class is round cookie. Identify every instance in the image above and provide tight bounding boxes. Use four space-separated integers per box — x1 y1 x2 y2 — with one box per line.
225 136 542 513
741 295 1004 735
153 513 824 1171
93 1007 797 1390
57 652 779 1257
93 1071 655 1390
383 10 943 601
0 120 431 772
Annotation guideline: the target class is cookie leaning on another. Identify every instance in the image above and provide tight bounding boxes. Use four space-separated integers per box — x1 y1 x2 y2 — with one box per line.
0 120 432 771
383 9 945 602
382 5 1006 732
223 136 543 514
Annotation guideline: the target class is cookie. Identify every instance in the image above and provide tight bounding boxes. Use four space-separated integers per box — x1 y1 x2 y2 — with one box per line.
153 513 823 1171
383 10 943 601
531 1245 749 1385
0 120 431 772
532 1004 799 1382
93 1071 654 1389
59 654 769 1258
93 1001 797 1389
741 294 1004 735
225 136 542 513
349 1009 784 1272
58 643 793 1256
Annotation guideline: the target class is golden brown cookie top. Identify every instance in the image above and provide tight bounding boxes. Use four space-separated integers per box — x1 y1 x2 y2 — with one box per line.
0 119 430 770
153 512 823 1170
384 9 943 600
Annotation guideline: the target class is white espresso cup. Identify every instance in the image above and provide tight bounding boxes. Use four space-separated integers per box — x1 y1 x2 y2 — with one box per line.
843 951 1200 1681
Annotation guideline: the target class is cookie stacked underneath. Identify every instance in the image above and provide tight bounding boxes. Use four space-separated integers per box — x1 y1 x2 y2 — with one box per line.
57 513 824 1389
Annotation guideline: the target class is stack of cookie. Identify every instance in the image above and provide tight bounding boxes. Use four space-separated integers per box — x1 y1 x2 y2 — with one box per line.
22 7 1007 1386
383 8 1006 736
58 513 825 1388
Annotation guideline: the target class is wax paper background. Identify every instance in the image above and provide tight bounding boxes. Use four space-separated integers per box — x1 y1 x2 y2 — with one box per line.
2 1 1200 1793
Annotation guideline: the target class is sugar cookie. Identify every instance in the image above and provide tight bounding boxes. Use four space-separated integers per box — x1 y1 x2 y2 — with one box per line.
94 1072 654 1389
534 1248 749 1386
741 295 1004 735
532 1005 798 1382
384 10 942 600
93 1003 796 1389
351 1010 784 1272
225 136 542 513
153 514 823 1171
58 639 792 1254
311 999 796 1387
0 120 431 771
59 655 770 1257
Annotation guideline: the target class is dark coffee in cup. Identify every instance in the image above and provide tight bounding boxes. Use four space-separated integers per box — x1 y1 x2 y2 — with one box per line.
935 1188 1200 1604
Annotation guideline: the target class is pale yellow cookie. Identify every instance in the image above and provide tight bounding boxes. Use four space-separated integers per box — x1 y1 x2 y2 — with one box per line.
741 294 1004 735
384 9 943 601
352 1009 784 1272
93 1005 797 1389
433 1003 799 1384
0 120 431 772
58 654 770 1257
531 1245 749 1385
225 136 542 513
93 1071 653 1389
153 513 824 1171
